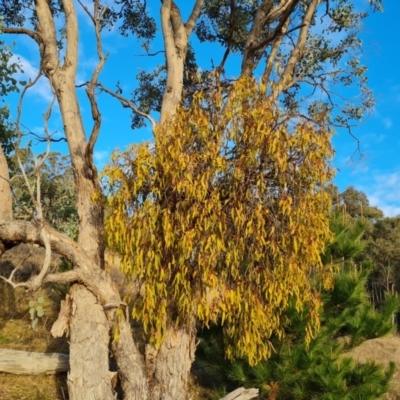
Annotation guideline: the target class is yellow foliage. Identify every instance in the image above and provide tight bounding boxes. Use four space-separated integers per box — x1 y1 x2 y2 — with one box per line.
103 77 334 365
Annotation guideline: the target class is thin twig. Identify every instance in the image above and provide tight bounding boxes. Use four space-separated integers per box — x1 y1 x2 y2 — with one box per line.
15 71 43 208
97 82 157 132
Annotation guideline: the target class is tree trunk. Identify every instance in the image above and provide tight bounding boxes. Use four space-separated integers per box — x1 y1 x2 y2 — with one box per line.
0 145 12 220
147 323 197 400
66 284 115 400
112 318 150 400
0 144 12 256
34 1 113 397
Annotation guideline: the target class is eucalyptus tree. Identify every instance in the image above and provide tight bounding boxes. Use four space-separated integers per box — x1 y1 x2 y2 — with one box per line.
0 1 383 399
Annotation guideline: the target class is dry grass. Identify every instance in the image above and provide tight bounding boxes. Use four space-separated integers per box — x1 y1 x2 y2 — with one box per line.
344 334 400 400
0 374 68 400
0 244 69 400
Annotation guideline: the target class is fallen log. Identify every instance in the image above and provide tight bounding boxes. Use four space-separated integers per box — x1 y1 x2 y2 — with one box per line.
0 348 69 375
219 387 259 400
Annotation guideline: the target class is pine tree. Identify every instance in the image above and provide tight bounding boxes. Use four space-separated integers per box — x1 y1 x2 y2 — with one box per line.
194 213 398 400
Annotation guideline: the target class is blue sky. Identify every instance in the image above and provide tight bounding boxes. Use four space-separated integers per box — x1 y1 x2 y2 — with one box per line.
332 0 400 216
2 1 400 216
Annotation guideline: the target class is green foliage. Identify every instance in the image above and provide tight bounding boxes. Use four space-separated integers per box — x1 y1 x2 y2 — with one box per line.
0 105 15 158
0 25 22 97
11 150 78 239
194 215 398 399
0 25 21 157
339 186 384 221
322 211 368 266
104 77 334 364
28 296 45 330
129 0 382 131
365 216 400 312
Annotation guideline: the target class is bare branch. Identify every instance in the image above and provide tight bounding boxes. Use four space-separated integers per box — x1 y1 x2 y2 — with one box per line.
0 249 33 288
98 82 157 132
15 72 43 209
0 27 42 44
262 18 290 84
28 225 52 289
216 0 235 74
82 0 109 178
77 0 96 24
22 124 66 143
35 92 57 216
0 220 92 292
135 50 165 57
185 0 205 36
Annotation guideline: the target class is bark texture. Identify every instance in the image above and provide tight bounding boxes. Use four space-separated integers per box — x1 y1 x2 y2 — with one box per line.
148 324 197 400
67 284 115 400
112 319 150 400
0 145 12 222
0 349 69 375
220 387 259 400
0 145 12 258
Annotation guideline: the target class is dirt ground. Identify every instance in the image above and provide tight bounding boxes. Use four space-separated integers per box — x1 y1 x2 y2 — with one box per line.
344 334 400 400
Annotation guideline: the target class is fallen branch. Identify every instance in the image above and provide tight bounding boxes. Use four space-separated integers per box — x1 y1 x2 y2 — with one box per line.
219 387 259 400
0 348 69 375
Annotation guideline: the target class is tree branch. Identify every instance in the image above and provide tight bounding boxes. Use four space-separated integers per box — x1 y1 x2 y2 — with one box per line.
160 0 188 122
98 82 157 132
0 249 32 287
0 220 121 303
0 144 12 223
216 0 235 74
80 0 109 179
273 0 321 98
62 0 79 74
241 0 297 76
161 0 176 61
185 0 205 36
0 220 94 271
262 18 290 84
266 0 297 24
35 0 59 77
0 27 42 44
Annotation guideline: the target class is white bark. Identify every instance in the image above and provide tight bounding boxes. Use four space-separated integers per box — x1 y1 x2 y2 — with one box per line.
219 387 259 400
0 145 12 223
0 144 12 257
